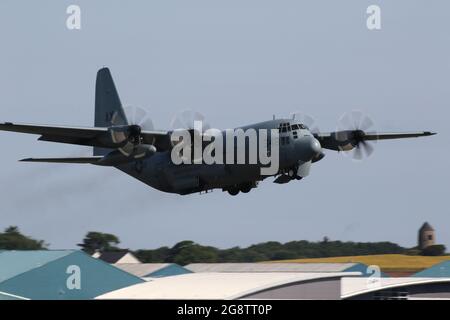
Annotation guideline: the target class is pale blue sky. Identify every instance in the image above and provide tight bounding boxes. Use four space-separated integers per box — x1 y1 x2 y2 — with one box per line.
0 1 447 250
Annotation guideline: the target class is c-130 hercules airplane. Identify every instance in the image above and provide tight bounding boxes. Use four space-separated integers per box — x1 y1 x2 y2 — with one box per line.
0 68 435 195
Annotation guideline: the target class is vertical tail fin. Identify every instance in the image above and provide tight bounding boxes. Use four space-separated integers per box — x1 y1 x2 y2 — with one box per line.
94 68 128 155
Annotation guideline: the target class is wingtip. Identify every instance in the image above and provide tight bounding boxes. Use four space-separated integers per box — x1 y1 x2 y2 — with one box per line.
19 158 32 162
424 131 437 136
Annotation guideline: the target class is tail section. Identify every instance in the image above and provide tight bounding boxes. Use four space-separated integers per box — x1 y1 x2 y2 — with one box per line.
94 67 128 155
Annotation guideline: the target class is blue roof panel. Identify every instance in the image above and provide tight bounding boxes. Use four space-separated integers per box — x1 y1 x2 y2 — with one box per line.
0 250 72 282
344 263 389 277
146 264 192 278
0 291 28 300
413 260 450 277
0 251 144 299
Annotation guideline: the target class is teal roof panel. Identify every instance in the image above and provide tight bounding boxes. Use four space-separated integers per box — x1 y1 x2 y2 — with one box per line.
0 251 144 299
146 264 192 278
0 250 72 282
413 260 450 277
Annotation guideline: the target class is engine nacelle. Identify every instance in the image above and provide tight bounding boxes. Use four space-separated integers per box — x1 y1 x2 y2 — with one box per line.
132 144 157 158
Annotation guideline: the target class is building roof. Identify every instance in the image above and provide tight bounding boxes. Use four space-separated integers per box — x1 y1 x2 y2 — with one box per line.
96 272 360 300
341 277 450 299
115 263 191 278
97 251 128 263
413 260 450 277
0 291 29 300
0 250 72 282
0 250 144 299
115 263 171 277
185 262 361 273
419 222 434 232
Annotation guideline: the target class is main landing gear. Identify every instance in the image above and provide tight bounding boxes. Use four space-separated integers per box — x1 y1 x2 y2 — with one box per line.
226 182 256 196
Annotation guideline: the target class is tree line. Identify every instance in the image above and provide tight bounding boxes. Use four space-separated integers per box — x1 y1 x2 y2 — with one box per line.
0 226 446 265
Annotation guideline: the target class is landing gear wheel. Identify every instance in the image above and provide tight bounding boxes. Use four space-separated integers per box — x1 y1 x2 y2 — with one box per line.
228 188 239 196
240 185 252 193
288 169 295 177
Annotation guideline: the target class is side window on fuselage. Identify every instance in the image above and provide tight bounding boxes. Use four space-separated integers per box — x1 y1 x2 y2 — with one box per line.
279 123 292 146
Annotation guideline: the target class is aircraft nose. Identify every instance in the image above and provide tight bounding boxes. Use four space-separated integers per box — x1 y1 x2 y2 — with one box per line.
310 137 322 155
296 136 322 162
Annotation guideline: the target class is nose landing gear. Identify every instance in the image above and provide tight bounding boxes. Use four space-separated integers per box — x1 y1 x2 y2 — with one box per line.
274 164 306 184
287 167 303 180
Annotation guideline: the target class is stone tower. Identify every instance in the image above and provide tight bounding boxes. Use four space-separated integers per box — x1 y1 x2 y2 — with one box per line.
418 222 435 250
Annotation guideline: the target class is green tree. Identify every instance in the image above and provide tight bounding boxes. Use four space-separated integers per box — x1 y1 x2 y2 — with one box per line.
135 247 171 263
172 245 219 265
77 231 121 254
132 239 408 263
422 245 446 256
165 240 196 262
218 247 244 262
271 250 298 260
239 249 268 262
164 241 219 265
0 226 47 250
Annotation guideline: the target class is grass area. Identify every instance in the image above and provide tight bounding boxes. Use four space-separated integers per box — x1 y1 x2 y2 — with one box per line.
274 254 450 272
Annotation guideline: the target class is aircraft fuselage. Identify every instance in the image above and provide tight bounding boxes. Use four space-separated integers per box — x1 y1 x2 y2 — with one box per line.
116 119 322 195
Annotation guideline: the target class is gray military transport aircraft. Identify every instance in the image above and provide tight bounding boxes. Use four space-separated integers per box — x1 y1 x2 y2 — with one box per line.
0 68 435 195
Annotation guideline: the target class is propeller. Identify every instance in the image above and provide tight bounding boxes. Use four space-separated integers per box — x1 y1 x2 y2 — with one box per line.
290 111 320 134
125 105 155 131
110 106 156 158
169 109 211 163
336 110 377 161
170 109 210 132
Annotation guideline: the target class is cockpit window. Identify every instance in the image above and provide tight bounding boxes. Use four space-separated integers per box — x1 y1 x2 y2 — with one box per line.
279 122 292 133
288 123 309 130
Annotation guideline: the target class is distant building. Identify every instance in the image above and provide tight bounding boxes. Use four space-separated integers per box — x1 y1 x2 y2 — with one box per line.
96 251 141 264
97 272 362 300
418 222 435 250
342 277 450 300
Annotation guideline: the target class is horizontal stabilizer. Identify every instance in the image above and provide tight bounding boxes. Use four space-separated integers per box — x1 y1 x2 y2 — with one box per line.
20 157 103 164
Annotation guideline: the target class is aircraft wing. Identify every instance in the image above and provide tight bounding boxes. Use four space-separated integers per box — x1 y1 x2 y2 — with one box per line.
351 131 436 141
0 122 171 150
315 131 436 151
